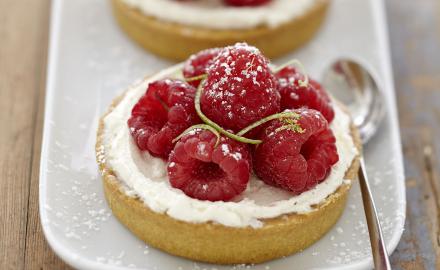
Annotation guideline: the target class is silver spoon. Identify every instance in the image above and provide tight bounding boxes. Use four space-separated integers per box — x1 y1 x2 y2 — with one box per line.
322 59 391 270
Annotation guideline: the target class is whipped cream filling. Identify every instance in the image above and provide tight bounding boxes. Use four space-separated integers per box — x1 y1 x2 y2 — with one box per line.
101 65 358 228
121 0 321 30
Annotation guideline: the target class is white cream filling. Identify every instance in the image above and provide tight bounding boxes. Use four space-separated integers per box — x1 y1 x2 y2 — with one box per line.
120 0 322 30
101 65 358 228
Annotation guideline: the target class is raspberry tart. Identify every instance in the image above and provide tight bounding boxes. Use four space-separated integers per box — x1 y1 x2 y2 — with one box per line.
96 43 360 264
111 0 330 60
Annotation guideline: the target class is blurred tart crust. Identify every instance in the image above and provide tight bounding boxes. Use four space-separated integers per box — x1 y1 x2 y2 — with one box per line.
95 82 361 264
110 0 330 61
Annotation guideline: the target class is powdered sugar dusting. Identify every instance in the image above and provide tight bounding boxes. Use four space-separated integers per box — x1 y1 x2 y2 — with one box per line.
41 0 405 267
202 43 280 132
102 64 358 228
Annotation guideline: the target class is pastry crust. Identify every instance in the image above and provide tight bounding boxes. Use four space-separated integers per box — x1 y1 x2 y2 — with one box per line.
96 85 361 264
110 0 330 61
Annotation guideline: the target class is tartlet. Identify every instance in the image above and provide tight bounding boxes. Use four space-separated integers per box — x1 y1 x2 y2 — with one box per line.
111 0 330 60
96 44 360 264
96 101 360 264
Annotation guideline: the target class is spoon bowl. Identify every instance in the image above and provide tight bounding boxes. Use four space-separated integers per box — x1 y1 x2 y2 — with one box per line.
322 59 385 143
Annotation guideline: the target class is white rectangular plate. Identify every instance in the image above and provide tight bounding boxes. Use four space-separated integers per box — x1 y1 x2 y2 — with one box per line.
40 0 406 269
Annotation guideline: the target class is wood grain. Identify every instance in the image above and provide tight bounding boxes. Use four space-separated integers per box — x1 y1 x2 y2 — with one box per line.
0 0 46 269
387 0 440 269
0 0 71 269
0 0 439 269
22 3 72 268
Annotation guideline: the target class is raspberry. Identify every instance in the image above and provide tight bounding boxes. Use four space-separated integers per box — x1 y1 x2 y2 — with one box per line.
275 66 335 123
183 48 221 87
223 0 271 6
168 130 251 201
201 43 280 133
128 79 200 159
253 108 339 194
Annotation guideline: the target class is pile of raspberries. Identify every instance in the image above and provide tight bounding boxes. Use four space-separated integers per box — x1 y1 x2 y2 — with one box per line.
128 43 339 201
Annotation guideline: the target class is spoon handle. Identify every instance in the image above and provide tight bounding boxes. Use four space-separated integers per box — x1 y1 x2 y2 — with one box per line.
358 157 392 270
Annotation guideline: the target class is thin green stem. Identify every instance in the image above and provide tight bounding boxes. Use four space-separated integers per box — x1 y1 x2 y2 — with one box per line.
236 111 300 136
275 120 305 134
172 124 221 146
195 80 262 145
184 74 207 82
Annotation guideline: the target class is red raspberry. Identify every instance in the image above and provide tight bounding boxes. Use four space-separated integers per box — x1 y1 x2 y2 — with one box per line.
201 43 280 133
183 48 221 87
128 79 200 159
223 0 271 6
253 108 339 194
276 66 335 123
168 130 251 201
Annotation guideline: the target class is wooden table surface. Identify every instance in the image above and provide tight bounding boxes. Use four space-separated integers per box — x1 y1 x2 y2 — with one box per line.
1 0 439 269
